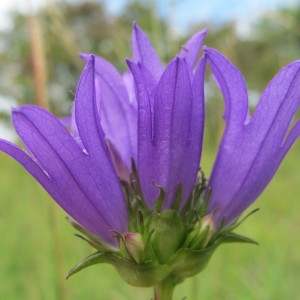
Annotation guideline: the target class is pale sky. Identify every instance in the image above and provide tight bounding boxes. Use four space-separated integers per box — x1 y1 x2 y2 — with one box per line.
0 0 297 33
107 0 297 34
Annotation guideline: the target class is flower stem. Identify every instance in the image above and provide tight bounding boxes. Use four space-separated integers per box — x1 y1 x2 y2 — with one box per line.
154 277 177 300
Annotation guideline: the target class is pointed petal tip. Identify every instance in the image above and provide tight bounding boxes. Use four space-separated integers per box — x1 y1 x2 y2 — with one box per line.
79 53 95 65
126 58 137 71
173 56 188 68
133 20 141 31
86 54 95 65
12 105 40 121
203 46 213 54
125 58 133 65
203 47 232 63
195 28 208 37
12 106 22 113
78 52 86 59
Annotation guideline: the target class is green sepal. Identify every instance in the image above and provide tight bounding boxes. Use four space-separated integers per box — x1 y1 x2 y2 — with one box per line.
153 184 166 212
167 230 258 279
168 244 218 278
171 184 183 211
227 208 260 232
66 251 106 279
66 217 117 252
218 232 259 245
67 251 172 287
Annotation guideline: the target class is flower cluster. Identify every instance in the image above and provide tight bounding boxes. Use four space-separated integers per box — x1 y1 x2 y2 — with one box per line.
1 23 300 297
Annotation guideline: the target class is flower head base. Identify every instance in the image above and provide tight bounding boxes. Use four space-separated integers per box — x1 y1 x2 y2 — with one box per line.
66 163 257 286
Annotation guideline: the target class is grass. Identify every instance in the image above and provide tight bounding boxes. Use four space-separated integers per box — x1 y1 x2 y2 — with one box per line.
0 141 300 299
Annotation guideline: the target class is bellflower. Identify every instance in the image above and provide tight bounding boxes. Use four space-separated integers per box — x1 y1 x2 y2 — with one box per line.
1 23 300 300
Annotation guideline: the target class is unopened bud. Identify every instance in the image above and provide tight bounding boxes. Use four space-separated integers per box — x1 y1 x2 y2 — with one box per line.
118 232 145 264
199 214 215 247
185 214 215 249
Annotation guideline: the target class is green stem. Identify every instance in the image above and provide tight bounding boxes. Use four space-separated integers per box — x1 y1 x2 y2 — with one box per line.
154 277 177 300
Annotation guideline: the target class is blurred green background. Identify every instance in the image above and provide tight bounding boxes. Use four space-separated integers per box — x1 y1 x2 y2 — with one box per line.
0 0 300 299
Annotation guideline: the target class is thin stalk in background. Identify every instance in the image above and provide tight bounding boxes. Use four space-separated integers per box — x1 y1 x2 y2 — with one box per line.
27 10 69 300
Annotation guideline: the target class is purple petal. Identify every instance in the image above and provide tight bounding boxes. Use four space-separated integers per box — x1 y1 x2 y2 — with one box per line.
188 55 207 179
205 47 249 134
80 53 137 168
1 57 129 244
206 48 300 226
122 70 136 104
59 116 71 128
178 28 208 71
130 57 203 209
105 138 130 182
131 22 164 81
126 60 153 199
74 55 128 230
0 139 115 245
225 61 300 221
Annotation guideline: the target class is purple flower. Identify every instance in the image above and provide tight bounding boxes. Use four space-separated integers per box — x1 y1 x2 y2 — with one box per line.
1 23 300 294
205 47 300 227
0 24 207 247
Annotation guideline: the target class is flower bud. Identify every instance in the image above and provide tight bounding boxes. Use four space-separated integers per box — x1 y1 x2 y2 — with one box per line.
118 232 145 264
185 214 215 249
